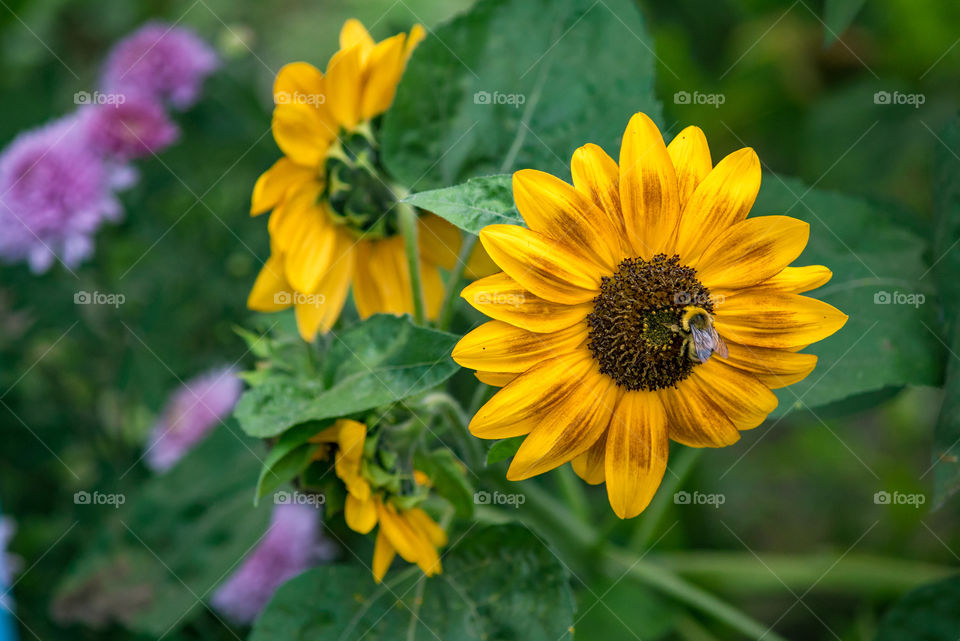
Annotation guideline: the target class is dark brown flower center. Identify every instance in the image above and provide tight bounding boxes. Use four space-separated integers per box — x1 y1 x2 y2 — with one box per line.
587 254 714 391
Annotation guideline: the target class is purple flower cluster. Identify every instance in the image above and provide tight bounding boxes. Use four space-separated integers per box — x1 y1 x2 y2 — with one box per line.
0 22 217 273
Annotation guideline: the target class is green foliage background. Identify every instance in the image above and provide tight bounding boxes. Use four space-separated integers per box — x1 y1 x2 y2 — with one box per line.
1 0 959 639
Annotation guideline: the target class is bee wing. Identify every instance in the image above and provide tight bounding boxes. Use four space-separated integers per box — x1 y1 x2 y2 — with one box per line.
689 325 716 363
711 326 729 359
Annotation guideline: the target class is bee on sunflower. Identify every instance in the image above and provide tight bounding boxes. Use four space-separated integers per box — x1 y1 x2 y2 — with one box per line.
309 419 447 582
247 19 493 341
453 112 847 519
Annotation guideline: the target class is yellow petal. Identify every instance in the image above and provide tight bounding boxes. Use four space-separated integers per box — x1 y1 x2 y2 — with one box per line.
660 382 740 448
293 233 356 340
571 432 606 485
345 493 378 534
619 112 681 259
418 214 461 270
371 237 414 315
713 292 848 349
723 342 817 389
695 216 809 290
453 320 586 373
666 126 712 212
470 350 596 439
406 508 448 548
251 157 315 216
404 25 426 61
506 369 617 480
605 391 669 519
247 253 292 311
339 19 375 57
282 206 338 294
474 370 518 387
675 147 761 263
352 241 384 318
754 265 833 294
570 143 629 255
360 33 407 120
479 225 602 304
325 45 363 129
335 419 370 500
690 359 778 430
465 243 499 280
422 262 445 320
513 169 619 270
271 102 334 168
372 527 396 583
377 501 440 575
461 272 593 333
272 61 332 124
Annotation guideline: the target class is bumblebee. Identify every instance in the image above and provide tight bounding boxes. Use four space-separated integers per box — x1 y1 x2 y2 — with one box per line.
669 306 728 363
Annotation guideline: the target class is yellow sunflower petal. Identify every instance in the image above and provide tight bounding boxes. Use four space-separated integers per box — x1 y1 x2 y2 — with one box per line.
690 359 778 430
695 216 809 290
713 292 848 349
513 169 620 270
352 241 384 318
360 33 407 120
372 527 396 584
674 147 761 263
422 261 445 320
619 112 681 259
372 237 414 314
506 369 617 480
339 18 376 57
247 253 292 311
418 214 461 270
281 204 338 294
660 382 740 448
570 143 630 255
470 350 595 439
723 342 818 389
378 502 441 575
571 432 606 485
605 391 669 519
271 102 335 168
453 320 586 373
461 272 593 333
404 25 426 61
325 45 363 130
251 157 316 216
272 62 331 117
479 225 602 304
474 370 518 387
293 233 356 340
345 493 378 534
754 265 833 294
406 508 448 548
666 126 712 211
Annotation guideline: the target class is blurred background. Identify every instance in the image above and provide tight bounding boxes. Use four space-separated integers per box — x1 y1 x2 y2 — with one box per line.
0 0 958 639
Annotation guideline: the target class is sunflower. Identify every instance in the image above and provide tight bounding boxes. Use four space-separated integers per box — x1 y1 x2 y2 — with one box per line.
310 419 447 582
452 112 847 519
247 19 490 341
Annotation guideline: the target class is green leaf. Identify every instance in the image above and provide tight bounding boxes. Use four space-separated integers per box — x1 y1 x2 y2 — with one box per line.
415 448 475 518
255 421 330 503
486 435 525 465
823 0 866 46
754 176 943 417
874 574 960 641
405 174 521 234
250 524 574 641
382 0 661 192
235 315 461 437
52 426 272 636
929 116 960 507
575 580 678 641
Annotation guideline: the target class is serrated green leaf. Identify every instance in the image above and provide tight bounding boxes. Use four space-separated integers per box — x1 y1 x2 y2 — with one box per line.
255 421 330 503
235 315 461 437
405 174 521 234
250 524 574 641
416 448 474 518
486 435 525 465
382 0 661 192
753 176 943 417
875 574 960 641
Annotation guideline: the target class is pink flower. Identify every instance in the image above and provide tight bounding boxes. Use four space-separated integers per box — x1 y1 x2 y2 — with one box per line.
81 94 179 160
101 22 218 110
144 366 243 472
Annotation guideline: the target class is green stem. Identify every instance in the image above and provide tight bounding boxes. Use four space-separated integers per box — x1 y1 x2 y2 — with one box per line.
422 392 482 467
555 465 591 524
397 201 425 325
630 446 702 550
438 233 478 331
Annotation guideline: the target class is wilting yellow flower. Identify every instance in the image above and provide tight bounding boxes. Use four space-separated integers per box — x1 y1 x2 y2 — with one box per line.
247 19 487 341
453 113 847 519
311 419 447 582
